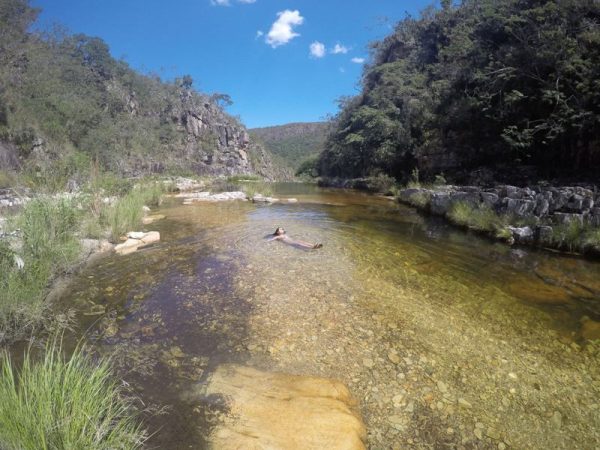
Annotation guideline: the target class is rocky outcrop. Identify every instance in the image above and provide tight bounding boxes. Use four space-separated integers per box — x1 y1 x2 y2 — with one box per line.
202 364 367 450
398 184 600 254
169 90 290 180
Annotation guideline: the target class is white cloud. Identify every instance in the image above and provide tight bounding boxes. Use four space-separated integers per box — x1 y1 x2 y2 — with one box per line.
211 0 230 6
332 43 349 54
351 57 365 64
256 30 264 38
265 10 304 48
339 67 346 73
238 0 256 3
309 41 326 58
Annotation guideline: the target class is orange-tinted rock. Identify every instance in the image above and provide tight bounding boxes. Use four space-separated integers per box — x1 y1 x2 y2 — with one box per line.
205 364 366 450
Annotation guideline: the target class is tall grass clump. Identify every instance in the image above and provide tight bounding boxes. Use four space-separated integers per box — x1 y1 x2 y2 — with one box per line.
550 221 598 253
1 198 81 340
448 201 510 237
108 182 165 241
241 181 274 199
406 168 421 189
407 191 431 209
0 338 146 450
19 199 80 268
583 227 600 251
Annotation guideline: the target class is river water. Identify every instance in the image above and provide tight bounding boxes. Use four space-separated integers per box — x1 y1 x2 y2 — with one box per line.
61 183 600 449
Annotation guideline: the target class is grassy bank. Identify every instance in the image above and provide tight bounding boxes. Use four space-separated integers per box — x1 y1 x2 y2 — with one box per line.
0 338 146 449
0 174 171 343
401 192 600 256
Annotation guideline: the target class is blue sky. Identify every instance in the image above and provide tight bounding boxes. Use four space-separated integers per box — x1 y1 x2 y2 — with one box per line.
32 0 434 128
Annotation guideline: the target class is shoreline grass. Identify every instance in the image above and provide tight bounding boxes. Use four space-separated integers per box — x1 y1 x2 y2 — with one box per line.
0 175 170 343
0 337 146 450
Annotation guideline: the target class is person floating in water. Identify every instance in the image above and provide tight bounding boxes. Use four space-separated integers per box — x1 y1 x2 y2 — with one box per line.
268 227 323 249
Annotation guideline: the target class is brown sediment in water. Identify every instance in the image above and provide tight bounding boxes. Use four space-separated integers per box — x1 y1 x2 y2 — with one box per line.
48 183 600 449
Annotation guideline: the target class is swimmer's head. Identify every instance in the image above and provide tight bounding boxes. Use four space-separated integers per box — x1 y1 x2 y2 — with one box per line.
273 227 285 236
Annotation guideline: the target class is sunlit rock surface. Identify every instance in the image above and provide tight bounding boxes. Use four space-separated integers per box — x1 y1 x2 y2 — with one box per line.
204 364 367 450
114 231 160 255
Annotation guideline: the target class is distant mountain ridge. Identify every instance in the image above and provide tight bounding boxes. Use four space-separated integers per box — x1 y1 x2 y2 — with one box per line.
250 122 329 172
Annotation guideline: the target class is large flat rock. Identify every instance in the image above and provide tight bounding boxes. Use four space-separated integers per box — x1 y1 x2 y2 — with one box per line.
204 364 366 450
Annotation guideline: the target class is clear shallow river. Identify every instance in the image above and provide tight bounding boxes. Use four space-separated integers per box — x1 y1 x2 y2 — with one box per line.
60 183 600 449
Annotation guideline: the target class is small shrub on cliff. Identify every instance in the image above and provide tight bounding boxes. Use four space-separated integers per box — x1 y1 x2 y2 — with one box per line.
0 338 146 450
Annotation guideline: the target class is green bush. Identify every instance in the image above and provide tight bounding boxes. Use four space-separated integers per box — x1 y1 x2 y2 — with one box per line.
365 173 397 194
295 156 319 179
0 338 146 450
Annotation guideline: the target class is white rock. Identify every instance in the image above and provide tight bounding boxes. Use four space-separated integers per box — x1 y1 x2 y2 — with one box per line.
115 232 160 255
140 231 160 245
114 239 142 255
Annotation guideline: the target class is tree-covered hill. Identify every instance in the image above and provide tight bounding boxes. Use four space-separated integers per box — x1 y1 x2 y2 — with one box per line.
0 0 286 184
250 122 329 173
319 0 600 184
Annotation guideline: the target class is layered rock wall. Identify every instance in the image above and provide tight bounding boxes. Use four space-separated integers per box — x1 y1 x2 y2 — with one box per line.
399 184 600 252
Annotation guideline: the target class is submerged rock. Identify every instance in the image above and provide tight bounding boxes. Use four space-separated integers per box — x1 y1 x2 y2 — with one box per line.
204 364 366 450
142 214 165 225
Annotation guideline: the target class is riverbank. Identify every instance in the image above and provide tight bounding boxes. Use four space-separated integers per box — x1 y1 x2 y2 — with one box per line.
320 176 600 258
395 184 600 258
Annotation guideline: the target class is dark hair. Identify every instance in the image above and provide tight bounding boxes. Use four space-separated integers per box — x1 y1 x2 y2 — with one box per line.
273 227 284 235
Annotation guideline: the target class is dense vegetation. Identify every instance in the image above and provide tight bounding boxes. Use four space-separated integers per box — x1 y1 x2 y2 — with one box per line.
0 338 146 449
0 176 167 343
0 0 275 187
319 0 600 183
250 122 329 174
